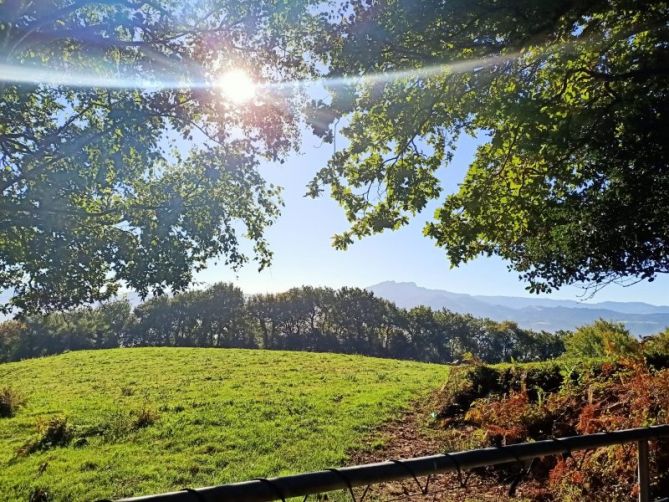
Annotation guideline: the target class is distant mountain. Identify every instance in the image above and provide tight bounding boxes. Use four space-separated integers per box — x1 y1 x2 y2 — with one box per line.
367 281 669 336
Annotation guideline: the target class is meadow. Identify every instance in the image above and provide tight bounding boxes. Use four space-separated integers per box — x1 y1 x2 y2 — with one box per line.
0 348 449 500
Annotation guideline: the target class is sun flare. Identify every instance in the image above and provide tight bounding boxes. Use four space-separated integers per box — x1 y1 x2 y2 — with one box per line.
218 69 256 104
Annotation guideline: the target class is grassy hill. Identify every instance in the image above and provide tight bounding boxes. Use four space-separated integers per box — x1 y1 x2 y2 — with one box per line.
0 348 449 500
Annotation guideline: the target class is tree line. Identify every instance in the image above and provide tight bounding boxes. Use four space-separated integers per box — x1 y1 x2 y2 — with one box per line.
0 283 569 364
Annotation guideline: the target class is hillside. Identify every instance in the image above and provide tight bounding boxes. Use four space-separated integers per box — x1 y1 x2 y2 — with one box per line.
0 348 449 501
368 281 669 335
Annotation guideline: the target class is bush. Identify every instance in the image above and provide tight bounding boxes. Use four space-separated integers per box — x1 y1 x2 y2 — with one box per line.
499 364 564 397
0 386 25 418
437 359 669 499
28 488 50 502
643 328 669 356
99 410 133 442
465 391 558 445
437 365 502 420
564 320 639 359
95 405 159 442
132 406 159 429
437 363 567 421
20 416 73 455
547 363 669 499
643 329 669 370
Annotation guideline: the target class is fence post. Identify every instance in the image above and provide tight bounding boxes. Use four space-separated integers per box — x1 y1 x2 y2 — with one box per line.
638 440 650 502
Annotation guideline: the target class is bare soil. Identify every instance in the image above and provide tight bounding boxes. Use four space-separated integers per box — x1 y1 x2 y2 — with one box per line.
347 399 551 501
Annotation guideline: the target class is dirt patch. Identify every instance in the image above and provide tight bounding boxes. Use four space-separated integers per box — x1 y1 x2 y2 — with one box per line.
348 400 550 501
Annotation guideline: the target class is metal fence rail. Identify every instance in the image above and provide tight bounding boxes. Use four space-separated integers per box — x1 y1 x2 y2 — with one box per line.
120 424 669 502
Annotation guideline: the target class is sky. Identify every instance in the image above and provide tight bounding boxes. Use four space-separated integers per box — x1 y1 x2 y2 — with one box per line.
195 122 669 305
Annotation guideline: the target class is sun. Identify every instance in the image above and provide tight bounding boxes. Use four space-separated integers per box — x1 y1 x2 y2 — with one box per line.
218 69 256 104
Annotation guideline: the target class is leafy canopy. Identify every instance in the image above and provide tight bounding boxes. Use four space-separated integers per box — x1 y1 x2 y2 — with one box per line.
0 0 320 313
3 0 668 312
308 0 669 293
563 319 639 358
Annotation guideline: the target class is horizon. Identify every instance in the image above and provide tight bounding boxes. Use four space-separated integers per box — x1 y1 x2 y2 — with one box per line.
124 278 669 309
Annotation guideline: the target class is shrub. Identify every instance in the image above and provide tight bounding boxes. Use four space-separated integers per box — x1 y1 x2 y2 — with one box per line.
438 359 669 499
465 391 533 444
643 328 669 356
499 364 564 399
643 329 669 370
465 389 561 445
0 386 25 418
99 410 133 442
120 386 135 397
437 363 567 421
564 320 640 359
20 416 73 455
437 365 502 420
96 405 159 442
28 488 50 502
132 405 159 429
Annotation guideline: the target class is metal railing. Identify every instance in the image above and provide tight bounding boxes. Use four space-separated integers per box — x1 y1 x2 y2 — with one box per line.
120 425 669 502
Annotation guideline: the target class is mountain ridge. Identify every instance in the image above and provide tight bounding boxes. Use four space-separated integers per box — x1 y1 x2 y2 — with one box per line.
366 281 669 336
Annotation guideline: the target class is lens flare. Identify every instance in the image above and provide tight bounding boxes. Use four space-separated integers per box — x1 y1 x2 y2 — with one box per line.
0 52 521 95
217 69 256 103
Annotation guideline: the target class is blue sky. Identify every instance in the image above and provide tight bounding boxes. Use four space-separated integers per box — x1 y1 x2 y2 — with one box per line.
196 125 669 305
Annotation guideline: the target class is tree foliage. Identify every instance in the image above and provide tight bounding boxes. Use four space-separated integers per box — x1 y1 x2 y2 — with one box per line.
643 328 669 358
308 0 669 293
0 0 320 313
128 282 252 347
0 299 130 362
563 319 639 358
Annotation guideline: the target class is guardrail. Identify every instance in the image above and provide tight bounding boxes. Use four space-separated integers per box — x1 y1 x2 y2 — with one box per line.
119 425 669 502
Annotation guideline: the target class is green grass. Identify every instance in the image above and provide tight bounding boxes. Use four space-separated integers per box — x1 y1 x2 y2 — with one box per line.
0 347 449 500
